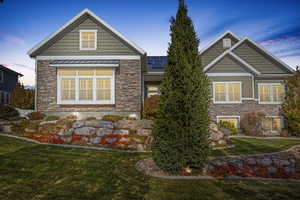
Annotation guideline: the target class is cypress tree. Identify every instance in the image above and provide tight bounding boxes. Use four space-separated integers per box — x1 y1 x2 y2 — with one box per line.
152 0 211 173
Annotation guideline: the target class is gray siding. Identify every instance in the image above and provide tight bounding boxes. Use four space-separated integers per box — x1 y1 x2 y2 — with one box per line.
209 76 253 98
201 33 239 67
0 70 18 93
39 16 138 56
207 55 248 73
233 41 288 74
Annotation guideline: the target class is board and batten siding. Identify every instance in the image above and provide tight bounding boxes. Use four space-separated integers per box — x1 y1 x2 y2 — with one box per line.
209 76 253 99
233 41 288 74
39 16 138 56
207 55 248 73
201 33 239 67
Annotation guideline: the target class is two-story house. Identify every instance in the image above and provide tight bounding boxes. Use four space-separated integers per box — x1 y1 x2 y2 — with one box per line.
28 9 294 134
0 65 23 104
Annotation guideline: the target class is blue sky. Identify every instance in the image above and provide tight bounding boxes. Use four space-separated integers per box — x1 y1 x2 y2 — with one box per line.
0 0 300 86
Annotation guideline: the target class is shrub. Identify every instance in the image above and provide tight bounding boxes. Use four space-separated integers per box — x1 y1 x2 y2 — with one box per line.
27 112 45 120
11 119 30 134
282 67 300 136
240 112 266 136
102 115 123 122
10 82 34 109
65 114 77 120
218 121 239 135
84 117 97 120
143 95 160 119
0 105 19 120
45 115 60 121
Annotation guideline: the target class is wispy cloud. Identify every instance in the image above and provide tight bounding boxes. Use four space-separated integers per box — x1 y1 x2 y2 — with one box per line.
0 33 26 46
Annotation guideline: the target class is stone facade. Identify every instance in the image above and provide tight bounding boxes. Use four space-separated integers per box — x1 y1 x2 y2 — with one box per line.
209 100 282 122
36 60 142 118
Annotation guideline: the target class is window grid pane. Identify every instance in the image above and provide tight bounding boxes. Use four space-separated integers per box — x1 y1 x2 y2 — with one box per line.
61 78 75 100
259 85 271 102
81 32 96 49
272 85 284 102
96 78 111 100
79 78 93 100
228 83 240 102
215 83 226 102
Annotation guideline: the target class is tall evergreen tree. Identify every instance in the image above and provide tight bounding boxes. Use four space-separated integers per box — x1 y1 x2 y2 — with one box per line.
152 0 211 173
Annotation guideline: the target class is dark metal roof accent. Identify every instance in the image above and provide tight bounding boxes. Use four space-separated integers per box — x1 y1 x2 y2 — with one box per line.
147 56 167 68
0 65 23 77
49 60 119 65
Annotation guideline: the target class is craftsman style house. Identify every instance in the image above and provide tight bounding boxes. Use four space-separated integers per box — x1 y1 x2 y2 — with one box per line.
28 9 294 133
0 65 23 104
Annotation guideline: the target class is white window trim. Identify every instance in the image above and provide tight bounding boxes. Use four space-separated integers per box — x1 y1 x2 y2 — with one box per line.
217 115 240 128
213 81 242 104
57 69 115 105
79 30 98 50
258 83 284 104
0 70 3 83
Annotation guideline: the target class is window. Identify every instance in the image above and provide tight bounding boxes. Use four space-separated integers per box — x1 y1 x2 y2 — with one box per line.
147 85 160 97
223 38 231 48
258 83 285 104
263 116 282 133
0 70 3 83
0 91 3 103
57 69 114 104
213 82 241 103
217 116 240 128
79 30 97 50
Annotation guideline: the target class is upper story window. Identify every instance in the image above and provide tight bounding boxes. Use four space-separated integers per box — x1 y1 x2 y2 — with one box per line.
0 70 3 83
79 30 97 50
213 82 242 104
258 83 285 104
57 68 115 105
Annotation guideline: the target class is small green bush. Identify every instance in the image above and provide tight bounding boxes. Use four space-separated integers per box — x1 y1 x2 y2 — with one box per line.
0 105 19 120
65 114 77 120
218 121 239 135
143 95 160 120
84 117 97 120
45 115 60 121
102 115 123 122
27 112 45 120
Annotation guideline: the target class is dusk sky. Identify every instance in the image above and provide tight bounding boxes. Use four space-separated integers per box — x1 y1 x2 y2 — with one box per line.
1 0 300 86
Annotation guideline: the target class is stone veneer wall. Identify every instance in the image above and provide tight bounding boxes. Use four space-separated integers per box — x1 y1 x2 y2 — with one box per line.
209 100 282 121
36 60 142 118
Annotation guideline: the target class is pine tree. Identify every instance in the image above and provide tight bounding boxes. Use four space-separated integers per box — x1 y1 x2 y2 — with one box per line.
152 0 211 173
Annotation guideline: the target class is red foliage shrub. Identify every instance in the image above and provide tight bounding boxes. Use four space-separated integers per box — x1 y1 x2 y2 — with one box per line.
143 95 160 119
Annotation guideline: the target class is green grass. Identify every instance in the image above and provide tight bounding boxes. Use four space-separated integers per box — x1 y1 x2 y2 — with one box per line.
0 135 300 200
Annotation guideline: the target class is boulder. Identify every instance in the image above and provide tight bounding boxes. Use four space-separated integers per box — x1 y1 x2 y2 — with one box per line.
113 129 129 135
96 128 113 136
210 130 223 142
99 121 114 129
136 144 145 151
25 128 36 133
72 120 85 128
74 127 96 136
259 158 272 166
58 128 73 136
106 137 117 144
1 125 13 133
40 120 58 125
137 129 152 136
115 120 153 130
267 167 277 174
85 120 106 128
119 137 130 143
60 135 72 143
209 123 218 132
90 137 101 144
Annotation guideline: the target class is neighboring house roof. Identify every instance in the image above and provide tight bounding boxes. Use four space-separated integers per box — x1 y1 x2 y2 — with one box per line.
28 8 146 57
202 31 295 74
0 65 23 77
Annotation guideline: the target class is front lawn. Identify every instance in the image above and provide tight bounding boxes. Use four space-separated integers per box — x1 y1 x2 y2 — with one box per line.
0 135 300 200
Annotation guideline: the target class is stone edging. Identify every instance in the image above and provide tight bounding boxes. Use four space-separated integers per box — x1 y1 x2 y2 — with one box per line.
229 135 300 140
135 158 300 182
0 133 149 153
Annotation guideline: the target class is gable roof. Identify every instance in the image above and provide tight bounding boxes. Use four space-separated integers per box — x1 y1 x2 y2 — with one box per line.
0 65 23 77
199 31 241 55
202 31 294 74
28 9 146 57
